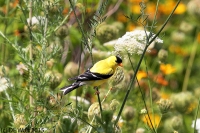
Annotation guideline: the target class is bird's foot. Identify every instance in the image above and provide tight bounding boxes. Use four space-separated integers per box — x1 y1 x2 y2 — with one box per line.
95 90 100 95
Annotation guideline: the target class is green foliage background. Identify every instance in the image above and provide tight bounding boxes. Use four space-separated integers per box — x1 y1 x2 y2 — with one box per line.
0 0 200 133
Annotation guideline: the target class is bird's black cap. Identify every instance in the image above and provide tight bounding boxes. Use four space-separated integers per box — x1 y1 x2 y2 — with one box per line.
116 56 122 63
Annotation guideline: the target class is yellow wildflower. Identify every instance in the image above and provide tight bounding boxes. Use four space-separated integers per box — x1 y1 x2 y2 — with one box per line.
137 71 147 81
160 64 176 75
142 113 161 129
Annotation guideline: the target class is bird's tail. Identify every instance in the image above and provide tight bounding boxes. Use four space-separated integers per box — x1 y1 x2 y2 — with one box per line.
60 81 82 95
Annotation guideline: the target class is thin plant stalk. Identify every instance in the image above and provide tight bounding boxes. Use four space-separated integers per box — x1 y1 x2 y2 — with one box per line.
182 29 199 92
95 87 103 119
28 1 36 128
144 58 157 132
1 0 10 65
28 0 33 108
114 0 181 127
53 9 72 33
127 53 157 132
4 88 15 121
68 0 93 63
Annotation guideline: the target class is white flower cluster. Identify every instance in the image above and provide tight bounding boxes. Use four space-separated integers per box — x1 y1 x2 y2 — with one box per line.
114 29 163 55
192 119 200 133
27 16 45 25
0 77 13 92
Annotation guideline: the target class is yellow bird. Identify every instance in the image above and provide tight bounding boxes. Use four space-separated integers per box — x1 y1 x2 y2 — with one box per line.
61 56 123 95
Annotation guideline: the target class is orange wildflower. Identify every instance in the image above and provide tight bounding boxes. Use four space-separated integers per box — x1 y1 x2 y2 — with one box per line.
127 23 136 31
62 8 69 15
12 0 19 8
160 64 176 75
159 0 186 15
154 73 168 86
146 3 156 15
160 92 170 99
197 32 200 43
142 113 161 129
86 7 92 13
116 12 127 23
137 70 147 81
14 30 20 36
159 0 175 15
131 4 141 14
169 45 187 56
174 2 186 14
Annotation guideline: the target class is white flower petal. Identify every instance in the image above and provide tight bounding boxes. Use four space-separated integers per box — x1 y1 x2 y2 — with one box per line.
114 29 163 55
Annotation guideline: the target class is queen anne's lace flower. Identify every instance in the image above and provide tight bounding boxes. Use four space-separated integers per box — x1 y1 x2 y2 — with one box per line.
114 29 163 55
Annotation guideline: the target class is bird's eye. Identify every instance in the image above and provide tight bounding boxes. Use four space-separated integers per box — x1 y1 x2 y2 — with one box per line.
116 56 122 63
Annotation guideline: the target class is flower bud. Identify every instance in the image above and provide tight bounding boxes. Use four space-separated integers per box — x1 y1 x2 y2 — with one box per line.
45 71 62 89
136 128 145 133
187 0 200 17
157 98 172 114
88 102 108 120
14 114 27 128
16 62 28 76
64 62 79 77
140 108 147 114
171 91 194 113
55 25 69 38
110 99 120 111
46 59 55 69
158 49 168 62
171 31 185 43
171 116 183 131
96 23 119 43
179 21 194 34
122 106 135 121
43 1 59 14
110 66 124 87
0 65 9 77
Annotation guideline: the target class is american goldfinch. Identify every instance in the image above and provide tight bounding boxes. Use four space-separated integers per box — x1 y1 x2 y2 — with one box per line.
61 56 123 95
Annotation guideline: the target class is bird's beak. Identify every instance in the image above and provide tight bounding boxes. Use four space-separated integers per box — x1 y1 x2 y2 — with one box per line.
118 63 123 67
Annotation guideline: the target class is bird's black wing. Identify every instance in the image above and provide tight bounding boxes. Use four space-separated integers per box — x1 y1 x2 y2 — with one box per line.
69 68 113 81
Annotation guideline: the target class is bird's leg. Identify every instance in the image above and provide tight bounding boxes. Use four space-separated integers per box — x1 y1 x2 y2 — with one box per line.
94 87 103 119
95 90 100 95
94 86 100 95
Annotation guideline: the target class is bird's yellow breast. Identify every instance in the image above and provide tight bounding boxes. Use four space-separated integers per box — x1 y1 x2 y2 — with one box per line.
85 79 108 87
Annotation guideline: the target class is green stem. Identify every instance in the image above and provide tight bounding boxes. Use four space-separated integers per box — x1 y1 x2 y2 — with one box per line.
53 9 72 33
68 0 93 63
4 87 15 121
95 87 103 119
148 0 181 45
145 58 157 132
1 0 10 65
114 45 148 126
114 0 181 127
182 29 199 91
127 54 156 132
28 0 33 108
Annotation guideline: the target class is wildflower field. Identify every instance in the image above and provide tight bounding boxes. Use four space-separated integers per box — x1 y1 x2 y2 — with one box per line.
0 0 200 132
